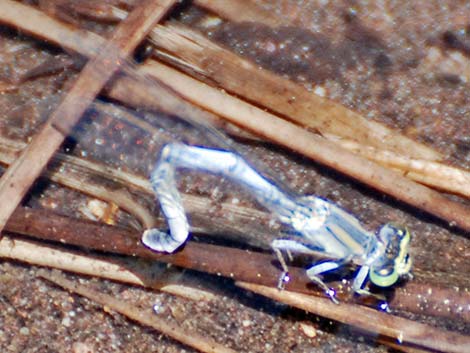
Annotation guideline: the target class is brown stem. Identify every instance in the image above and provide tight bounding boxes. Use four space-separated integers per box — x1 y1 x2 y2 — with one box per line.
326 135 470 198
193 0 284 26
7 205 468 352
392 280 470 324
237 282 470 353
147 23 440 161
5 206 470 324
6 207 306 292
0 236 214 302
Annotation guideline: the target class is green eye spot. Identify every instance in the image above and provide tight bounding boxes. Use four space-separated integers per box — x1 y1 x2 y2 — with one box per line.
370 267 399 287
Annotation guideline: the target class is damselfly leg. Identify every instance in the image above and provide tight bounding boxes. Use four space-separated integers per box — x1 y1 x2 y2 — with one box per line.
271 238 340 303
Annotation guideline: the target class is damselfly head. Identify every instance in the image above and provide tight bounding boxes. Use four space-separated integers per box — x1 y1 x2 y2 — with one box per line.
369 223 412 288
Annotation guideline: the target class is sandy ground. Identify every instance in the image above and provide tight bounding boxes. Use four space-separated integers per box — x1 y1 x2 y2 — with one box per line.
0 1 469 352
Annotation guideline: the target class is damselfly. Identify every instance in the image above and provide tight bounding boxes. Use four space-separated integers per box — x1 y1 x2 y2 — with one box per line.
142 142 412 304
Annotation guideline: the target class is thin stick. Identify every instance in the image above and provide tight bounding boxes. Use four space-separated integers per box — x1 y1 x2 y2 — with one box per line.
146 22 440 161
2 1 470 231
144 18 470 200
6 207 308 294
0 236 214 302
5 206 470 324
2 232 437 353
193 0 284 27
0 0 178 231
237 282 470 353
104 3 441 162
38 269 237 353
328 135 470 198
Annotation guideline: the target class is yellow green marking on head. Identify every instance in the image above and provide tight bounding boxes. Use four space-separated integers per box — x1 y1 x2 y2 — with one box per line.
369 223 412 288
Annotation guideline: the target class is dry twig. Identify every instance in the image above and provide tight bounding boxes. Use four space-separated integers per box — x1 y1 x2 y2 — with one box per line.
4 206 470 324
237 282 470 353
99 3 440 162
0 236 214 302
3 210 467 351
144 23 470 198
38 269 236 353
146 22 440 161
193 0 284 27
328 135 470 198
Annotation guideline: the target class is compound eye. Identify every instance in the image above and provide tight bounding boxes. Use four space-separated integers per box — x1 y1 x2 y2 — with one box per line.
369 266 399 288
